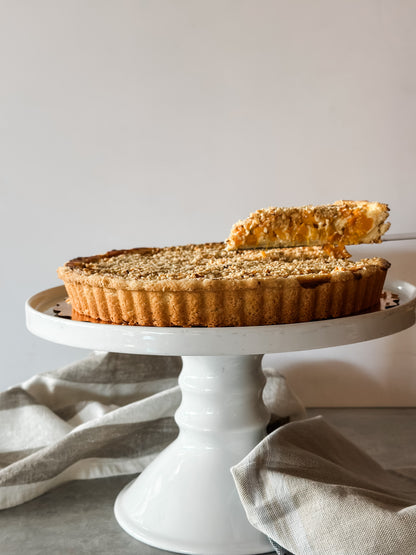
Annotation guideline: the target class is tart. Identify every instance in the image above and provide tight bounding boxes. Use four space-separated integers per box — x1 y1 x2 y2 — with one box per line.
57 243 390 327
226 200 390 250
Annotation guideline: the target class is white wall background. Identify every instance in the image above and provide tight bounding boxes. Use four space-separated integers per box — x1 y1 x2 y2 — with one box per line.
1 0 415 405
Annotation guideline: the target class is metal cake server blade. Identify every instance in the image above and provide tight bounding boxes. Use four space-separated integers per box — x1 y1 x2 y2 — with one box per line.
383 233 416 242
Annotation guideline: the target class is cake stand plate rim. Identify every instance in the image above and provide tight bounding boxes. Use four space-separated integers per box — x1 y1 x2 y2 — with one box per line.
25 280 416 355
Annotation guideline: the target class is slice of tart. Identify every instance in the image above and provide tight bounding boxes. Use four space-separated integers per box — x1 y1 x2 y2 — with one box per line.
226 200 390 250
57 243 389 327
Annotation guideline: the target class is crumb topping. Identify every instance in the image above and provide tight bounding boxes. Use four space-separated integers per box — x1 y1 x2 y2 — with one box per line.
64 243 386 282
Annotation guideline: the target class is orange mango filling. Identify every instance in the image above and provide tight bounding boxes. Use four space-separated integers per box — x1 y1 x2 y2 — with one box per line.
231 206 378 249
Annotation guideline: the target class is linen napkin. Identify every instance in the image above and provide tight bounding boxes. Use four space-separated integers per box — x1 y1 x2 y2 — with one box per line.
0 351 303 510
232 416 416 555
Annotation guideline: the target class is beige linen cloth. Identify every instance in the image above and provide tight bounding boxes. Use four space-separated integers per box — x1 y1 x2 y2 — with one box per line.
1 352 416 555
232 416 416 555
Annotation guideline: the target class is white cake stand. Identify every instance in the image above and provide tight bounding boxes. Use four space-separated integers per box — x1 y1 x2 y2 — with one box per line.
26 280 416 555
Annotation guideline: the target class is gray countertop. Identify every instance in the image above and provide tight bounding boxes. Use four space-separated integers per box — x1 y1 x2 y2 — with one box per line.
2 408 416 555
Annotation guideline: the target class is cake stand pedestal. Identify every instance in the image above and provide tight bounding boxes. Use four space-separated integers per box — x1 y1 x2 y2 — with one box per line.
26 280 416 555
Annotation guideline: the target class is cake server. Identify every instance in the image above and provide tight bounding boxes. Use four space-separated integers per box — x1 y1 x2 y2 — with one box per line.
383 233 416 242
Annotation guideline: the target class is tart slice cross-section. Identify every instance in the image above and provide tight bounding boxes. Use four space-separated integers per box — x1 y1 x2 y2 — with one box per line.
226 200 390 250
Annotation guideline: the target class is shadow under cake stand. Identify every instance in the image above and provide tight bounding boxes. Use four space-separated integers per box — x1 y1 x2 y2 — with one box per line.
26 280 416 555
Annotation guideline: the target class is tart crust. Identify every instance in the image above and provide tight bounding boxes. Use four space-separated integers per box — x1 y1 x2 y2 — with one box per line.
226 200 390 250
57 243 390 327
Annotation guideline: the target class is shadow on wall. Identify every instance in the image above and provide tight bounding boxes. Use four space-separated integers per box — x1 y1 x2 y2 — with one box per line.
272 358 404 408
264 244 416 408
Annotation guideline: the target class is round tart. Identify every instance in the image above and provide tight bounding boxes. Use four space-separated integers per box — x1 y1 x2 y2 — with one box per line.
57 243 390 327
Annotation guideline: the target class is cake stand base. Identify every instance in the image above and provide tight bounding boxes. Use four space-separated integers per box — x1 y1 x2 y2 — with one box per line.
114 355 272 555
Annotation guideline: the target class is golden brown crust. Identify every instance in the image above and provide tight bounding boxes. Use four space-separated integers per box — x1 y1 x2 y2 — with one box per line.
58 243 390 327
226 200 390 250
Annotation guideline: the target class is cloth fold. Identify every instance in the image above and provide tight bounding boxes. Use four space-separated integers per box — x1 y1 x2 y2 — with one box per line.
0 352 302 511
0 352 181 509
231 416 416 555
